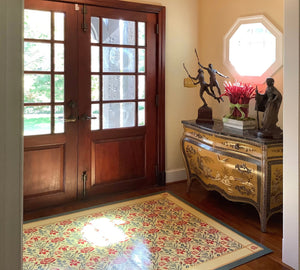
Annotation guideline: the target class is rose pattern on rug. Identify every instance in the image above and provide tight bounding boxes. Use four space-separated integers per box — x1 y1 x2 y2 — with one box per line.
23 193 266 270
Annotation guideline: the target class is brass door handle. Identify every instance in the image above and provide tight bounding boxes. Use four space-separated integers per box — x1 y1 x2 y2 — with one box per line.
64 116 77 123
65 100 77 122
80 114 97 121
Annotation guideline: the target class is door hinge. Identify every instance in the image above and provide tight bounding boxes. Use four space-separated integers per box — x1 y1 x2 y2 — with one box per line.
81 4 88 32
156 24 159 34
155 94 159 107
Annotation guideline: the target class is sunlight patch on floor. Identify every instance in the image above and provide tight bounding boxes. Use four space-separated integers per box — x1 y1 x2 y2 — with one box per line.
82 218 128 247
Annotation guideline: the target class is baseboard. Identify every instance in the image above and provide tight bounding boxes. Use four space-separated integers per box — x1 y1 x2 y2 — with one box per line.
282 238 298 270
165 168 187 184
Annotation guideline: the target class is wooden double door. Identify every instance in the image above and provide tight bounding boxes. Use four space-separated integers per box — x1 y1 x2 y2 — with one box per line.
23 0 165 211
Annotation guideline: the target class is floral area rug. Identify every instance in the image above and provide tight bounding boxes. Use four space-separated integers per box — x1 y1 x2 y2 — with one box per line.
23 192 271 270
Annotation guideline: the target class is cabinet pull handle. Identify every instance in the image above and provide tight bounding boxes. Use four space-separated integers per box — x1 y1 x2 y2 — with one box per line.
235 163 252 173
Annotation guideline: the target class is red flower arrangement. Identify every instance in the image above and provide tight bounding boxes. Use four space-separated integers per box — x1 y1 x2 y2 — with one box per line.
222 81 256 119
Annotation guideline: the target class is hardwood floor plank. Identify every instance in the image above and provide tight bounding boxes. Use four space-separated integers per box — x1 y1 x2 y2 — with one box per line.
24 180 293 270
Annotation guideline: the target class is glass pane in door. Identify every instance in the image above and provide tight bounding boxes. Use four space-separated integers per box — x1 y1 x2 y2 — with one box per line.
24 74 51 103
103 75 135 101
54 13 65 41
138 49 145 72
91 17 100 43
91 46 100 72
102 18 135 45
55 44 64 71
138 101 145 126
24 106 51 135
138 75 145 99
103 102 135 129
55 105 64 133
138 22 145 46
91 75 100 101
24 42 51 71
24 9 51 40
55 75 64 102
91 104 100 131
103 47 135 73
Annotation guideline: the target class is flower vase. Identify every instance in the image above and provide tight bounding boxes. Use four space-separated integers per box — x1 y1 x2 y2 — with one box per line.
230 103 249 119
221 82 257 130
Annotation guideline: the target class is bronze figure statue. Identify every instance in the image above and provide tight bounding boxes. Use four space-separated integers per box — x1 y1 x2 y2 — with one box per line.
183 49 226 124
255 77 282 138
183 64 220 107
195 49 229 100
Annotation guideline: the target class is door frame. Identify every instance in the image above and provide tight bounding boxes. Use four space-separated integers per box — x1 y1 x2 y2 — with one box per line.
50 0 165 13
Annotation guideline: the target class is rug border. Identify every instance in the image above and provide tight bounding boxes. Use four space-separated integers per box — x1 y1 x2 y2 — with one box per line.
23 190 272 270
166 191 272 270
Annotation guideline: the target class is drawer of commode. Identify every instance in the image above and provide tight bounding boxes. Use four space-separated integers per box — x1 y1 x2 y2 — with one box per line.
212 135 262 159
183 127 214 146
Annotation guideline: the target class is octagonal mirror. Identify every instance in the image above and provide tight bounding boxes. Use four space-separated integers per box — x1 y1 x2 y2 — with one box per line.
224 15 282 83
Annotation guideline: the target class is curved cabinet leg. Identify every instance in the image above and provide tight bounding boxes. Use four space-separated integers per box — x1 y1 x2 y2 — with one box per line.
181 137 193 193
260 213 267 233
186 174 192 193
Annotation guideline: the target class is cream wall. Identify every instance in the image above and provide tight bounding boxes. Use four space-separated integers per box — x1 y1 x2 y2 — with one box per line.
198 0 284 127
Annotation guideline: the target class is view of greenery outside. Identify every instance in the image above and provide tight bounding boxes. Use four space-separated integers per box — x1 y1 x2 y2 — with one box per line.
24 10 65 135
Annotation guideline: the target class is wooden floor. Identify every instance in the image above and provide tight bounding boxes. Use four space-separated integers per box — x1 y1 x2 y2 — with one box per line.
24 181 293 270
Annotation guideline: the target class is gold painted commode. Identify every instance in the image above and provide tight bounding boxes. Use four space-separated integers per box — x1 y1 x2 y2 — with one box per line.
181 120 283 232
